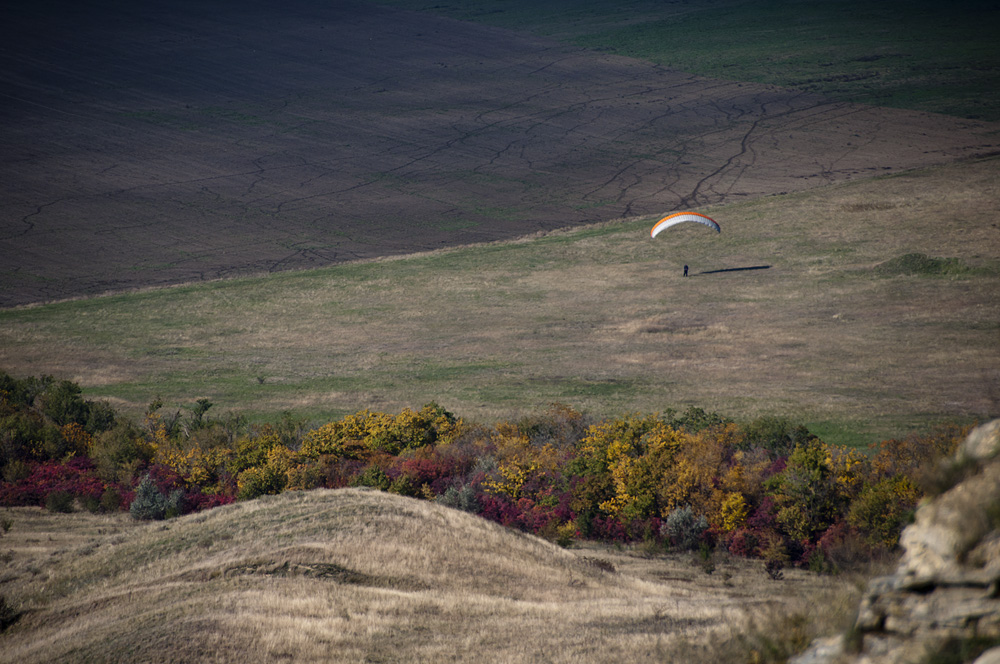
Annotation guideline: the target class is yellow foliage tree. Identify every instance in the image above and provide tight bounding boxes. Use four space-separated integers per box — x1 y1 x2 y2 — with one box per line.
237 445 295 500
484 421 558 500
578 414 688 520
59 422 93 457
299 404 463 459
719 492 749 532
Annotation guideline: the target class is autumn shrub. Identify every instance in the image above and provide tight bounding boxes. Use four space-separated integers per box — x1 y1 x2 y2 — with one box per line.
477 493 521 528
0 457 109 507
0 410 58 466
45 490 75 513
567 473 613 535
847 475 920 549
143 462 187 496
828 445 869 507
287 455 367 491
236 446 293 500
726 528 761 557
662 505 709 551
155 441 233 493
657 425 742 521
368 403 463 453
747 495 779 530
100 487 122 512
661 406 732 433
389 446 465 495
575 413 686 520
514 403 592 450
4 370 972 567
300 404 462 459
766 438 842 541
183 491 234 511
0 371 50 409
554 522 577 547
740 416 813 456
716 447 775 511
868 425 967 486
0 374 115 465
718 491 750 532
483 420 564 502
41 379 116 438
761 532 790 580
350 464 392 491
513 487 575 536
229 431 284 476
79 495 101 514
794 521 858 573
586 515 629 542
90 421 154 484
299 421 363 459
2 459 29 484
126 464 201 517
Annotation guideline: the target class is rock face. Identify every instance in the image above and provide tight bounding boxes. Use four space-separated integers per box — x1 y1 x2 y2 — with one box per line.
792 420 1000 664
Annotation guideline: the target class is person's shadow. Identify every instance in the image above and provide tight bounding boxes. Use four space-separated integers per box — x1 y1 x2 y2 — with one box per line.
694 265 771 275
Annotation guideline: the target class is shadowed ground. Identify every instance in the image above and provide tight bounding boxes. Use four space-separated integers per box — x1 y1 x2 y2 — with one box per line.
1 0 997 306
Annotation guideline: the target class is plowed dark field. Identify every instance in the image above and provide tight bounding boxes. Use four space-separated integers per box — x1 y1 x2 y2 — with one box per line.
2 0 997 307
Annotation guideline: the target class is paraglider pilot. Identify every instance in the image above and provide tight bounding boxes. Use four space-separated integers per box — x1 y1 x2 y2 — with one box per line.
683 265 689 277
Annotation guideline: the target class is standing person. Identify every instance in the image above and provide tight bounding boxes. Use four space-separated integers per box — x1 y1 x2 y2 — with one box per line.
683 265 689 277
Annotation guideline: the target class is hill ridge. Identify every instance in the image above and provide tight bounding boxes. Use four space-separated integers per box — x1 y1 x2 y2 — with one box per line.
1 488 847 662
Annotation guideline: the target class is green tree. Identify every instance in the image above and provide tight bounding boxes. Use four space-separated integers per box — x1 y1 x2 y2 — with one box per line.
40 380 90 427
767 438 842 541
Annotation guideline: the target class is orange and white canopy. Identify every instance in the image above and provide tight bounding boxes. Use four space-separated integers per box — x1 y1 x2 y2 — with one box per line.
650 212 721 238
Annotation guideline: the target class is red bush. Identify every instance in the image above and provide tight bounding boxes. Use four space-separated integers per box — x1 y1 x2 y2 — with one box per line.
184 491 235 512
726 528 761 557
0 458 119 508
390 450 462 494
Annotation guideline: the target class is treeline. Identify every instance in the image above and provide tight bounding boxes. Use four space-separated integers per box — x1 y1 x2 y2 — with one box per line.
0 371 969 571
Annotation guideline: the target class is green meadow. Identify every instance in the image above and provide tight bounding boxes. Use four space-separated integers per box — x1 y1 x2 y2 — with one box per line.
3 156 997 446
380 0 1000 120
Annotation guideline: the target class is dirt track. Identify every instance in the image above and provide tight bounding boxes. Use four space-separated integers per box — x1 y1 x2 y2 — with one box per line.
1 0 997 307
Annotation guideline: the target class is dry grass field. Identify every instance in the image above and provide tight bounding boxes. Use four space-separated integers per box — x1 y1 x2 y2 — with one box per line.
0 490 866 663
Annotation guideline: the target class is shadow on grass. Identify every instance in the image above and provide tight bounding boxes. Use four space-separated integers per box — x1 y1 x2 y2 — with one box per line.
694 265 772 276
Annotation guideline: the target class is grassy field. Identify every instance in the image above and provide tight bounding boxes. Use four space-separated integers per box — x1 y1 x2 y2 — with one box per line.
379 0 1000 121
0 489 865 662
2 156 998 446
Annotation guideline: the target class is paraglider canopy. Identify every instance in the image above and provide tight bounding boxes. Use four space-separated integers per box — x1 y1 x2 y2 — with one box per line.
650 212 721 238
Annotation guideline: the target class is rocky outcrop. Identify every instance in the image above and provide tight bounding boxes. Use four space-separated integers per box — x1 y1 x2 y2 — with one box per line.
792 420 1000 664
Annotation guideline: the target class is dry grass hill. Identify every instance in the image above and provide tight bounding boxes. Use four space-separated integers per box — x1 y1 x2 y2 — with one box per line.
0 489 858 663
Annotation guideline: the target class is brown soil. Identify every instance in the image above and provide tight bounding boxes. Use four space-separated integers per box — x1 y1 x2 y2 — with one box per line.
1 0 997 307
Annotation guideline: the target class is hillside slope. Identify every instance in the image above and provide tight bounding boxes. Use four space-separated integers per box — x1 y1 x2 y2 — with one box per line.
2 156 997 442
0 489 849 662
2 0 996 306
